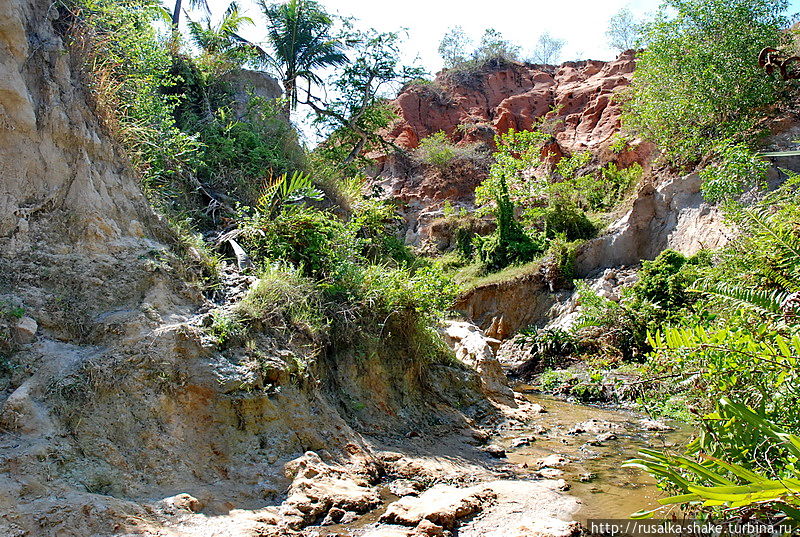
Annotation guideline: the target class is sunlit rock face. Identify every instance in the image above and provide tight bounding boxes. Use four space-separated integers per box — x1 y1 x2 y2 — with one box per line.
368 51 653 251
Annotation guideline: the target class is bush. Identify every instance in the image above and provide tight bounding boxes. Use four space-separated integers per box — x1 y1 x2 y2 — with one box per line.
189 98 305 204
414 131 484 168
543 202 596 241
240 205 360 278
60 0 201 199
235 264 323 333
629 249 711 310
699 139 769 203
623 0 789 164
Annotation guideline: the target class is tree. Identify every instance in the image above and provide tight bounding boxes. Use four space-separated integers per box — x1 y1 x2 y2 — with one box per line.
606 8 640 52
438 26 472 68
187 1 261 65
171 0 209 30
259 0 348 115
473 28 520 62
624 0 790 164
306 27 425 166
530 32 565 65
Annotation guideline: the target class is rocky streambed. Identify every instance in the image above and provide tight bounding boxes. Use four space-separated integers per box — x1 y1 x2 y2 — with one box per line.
294 390 689 537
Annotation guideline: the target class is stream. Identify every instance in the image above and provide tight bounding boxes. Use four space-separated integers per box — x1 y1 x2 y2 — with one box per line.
310 389 692 536
505 390 691 524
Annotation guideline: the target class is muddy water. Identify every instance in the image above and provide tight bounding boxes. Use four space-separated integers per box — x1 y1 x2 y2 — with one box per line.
503 390 692 523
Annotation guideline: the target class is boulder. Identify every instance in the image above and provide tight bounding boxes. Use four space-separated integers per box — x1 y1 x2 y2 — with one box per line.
442 321 514 402
380 484 496 529
11 316 37 344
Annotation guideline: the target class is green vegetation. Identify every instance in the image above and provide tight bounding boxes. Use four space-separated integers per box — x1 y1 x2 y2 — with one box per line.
58 0 469 390
259 0 347 115
56 0 800 523
461 126 639 278
414 131 485 168
596 0 800 521
623 0 790 198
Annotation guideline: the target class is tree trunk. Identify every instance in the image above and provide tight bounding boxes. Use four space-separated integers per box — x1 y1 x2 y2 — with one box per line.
171 0 182 29
282 78 294 119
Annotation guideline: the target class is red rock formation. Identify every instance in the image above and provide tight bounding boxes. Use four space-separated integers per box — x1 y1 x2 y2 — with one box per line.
372 52 651 249
384 52 638 155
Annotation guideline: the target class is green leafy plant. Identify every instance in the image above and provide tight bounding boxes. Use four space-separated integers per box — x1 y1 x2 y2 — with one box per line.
622 0 789 164
625 398 800 522
257 170 324 218
700 140 769 203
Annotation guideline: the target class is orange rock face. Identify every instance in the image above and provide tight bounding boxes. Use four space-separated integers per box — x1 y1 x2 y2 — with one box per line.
371 52 651 250
384 51 637 156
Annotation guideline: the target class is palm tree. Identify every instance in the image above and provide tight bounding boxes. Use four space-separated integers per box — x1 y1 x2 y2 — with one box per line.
172 0 209 30
187 1 261 62
258 0 348 116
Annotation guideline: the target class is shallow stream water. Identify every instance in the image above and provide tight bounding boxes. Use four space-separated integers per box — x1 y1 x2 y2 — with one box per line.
504 390 692 523
312 390 693 536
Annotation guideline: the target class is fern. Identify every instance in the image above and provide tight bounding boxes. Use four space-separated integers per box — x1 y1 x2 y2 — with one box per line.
624 398 800 521
258 170 323 217
692 280 789 320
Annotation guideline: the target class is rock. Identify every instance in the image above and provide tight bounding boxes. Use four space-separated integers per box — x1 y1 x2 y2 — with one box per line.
485 337 502 353
470 429 490 444
455 481 581 537
219 69 283 120
389 479 425 497
362 527 415 537
538 468 564 479
529 403 547 413
510 437 534 448
579 473 597 483
555 479 571 491
11 316 37 344
640 419 674 431
383 53 639 160
575 173 729 277
588 432 618 446
441 320 514 402
281 452 381 528
535 455 569 470
414 519 446 536
158 493 203 513
481 445 507 459
321 507 346 525
380 484 496 529
568 419 621 435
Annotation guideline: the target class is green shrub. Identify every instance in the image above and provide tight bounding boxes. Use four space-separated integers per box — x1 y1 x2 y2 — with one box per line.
554 151 591 180
195 102 304 204
208 309 245 345
543 202 596 241
629 249 711 310
699 139 769 203
360 264 459 319
240 205 360 278
513 327 577 375
416 131 456 167
540 236 579 289
415 131 485 168
235 264 323 332
623 0 789 164
61 0 201 199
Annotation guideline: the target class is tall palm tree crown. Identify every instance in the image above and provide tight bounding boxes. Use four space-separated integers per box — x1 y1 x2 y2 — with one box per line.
187 1 258 59
258 0 348 114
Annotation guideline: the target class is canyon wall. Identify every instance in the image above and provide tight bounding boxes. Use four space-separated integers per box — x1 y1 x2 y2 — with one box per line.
0 2 489 535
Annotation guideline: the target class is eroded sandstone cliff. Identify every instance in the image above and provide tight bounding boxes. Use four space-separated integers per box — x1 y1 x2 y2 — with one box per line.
0 2 514 535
